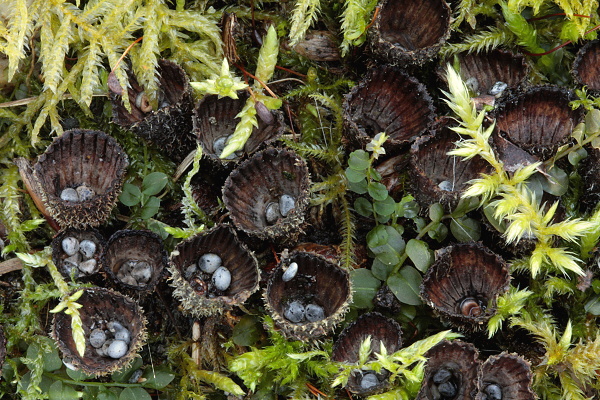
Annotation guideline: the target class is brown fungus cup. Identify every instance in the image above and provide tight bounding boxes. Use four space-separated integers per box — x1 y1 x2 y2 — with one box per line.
33 129 128 229
101 230 168 294
410 119 492 210
440 50 529 98
264 251 352 341
416 340 480 400
342 65 435 151
371 0 451 65
493 86 584 160
476 352 535 400
193 93 285 167
51 287 147 376
331 312 403 395
222 148 311 242
109 59 196 163
52 228 105 279
572 39 600 92
420 242 510 331
169 224 260 317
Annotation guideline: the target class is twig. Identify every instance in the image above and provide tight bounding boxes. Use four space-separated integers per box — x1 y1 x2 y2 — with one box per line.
0 258 23 275
524 23 600 56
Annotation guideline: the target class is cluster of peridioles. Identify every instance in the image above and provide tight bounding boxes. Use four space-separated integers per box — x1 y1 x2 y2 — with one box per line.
416 340 535 400
22 0 600 392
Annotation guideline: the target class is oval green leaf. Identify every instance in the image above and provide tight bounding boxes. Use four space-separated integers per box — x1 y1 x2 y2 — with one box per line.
350 268 381 309
387 266 423 306
142 172 168 196
119 387 152 400
140 196 161 220
406 239 434 273
368 182 388 201
119 183 142 207
348 150 370 171
373 195 396 217
354 197 373 218
450 217 481 242
346 167 367 183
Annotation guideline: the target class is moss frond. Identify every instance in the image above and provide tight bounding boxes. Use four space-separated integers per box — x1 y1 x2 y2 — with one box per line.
288 0 322 46
440 27 514 58
340 0 377 56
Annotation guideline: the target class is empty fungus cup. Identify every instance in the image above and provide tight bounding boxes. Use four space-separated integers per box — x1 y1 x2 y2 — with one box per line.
370 0 451 65
109 59 196 163
493 86 584 160
342 65 435 150
572 39 600 92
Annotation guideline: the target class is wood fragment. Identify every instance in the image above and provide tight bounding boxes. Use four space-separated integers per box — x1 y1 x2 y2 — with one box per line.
0 258 23 275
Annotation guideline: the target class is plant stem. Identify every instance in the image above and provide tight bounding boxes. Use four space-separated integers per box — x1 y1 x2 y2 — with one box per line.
44 372 146 388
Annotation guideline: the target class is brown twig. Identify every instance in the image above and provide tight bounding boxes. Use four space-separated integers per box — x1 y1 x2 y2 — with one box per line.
234 63 279 98
523 23 600 56
355 5 380 43
0 258 23 275
275 65 307 78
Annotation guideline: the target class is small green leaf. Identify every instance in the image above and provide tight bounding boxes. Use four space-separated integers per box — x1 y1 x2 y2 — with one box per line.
373 195 396 217
541 166 568 196
67 367 95 381
367 225 389 248
49 381 80 400
112 357 143 383
119 387 152 400
141 365 176 389
97 387 119 400
348 150 370 171
350 268 382 308
348 178 368 194
584 295 600 315
585 108 600 134
232 315 263 347
354 197 373 218
141 172 168 196
429 203 444 222
372 258 394 281
27 337 63 372
368 226 405 266
451 196 480 218
140 196 161 220
345 167 367 183
406 239 434 273
483 203 506 233
450 217 481 242
119 183 142 207
387 266 423 306
568 147 587 165
368 182 388 201
427 222 449 242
